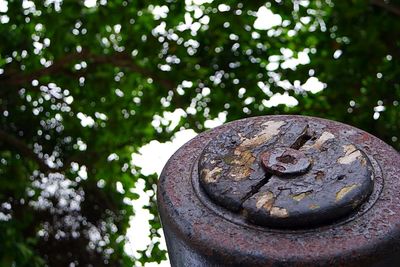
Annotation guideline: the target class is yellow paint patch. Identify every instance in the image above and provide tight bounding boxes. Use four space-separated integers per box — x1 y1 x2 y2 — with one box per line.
337 145 362 164
232 149 255 164
230 166 253 181
292 191 311 201
336 184 359 201
309 204 320 210
201 167 222 183
270 207 289 218
256 191 274 210
229 150 255 181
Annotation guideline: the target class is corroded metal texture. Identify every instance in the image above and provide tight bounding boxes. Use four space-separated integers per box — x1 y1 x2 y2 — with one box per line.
199 118 374 228
158 115 400 266
261 147 311 176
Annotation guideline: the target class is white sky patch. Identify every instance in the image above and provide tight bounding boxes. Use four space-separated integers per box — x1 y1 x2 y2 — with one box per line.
301 77 326 94
22 0 35 9
266 62 279 71
333 49 342 59
77 165 88 180
257 81 273 96
77 112 95 127
276 79 293 90
127 128 200 266
152 109 187 132
181 80 193 88
131 129 197 176
125 178 170 267
0 212 11 221
204 111 227 129
374 105 385 112
253 6 282 30
84 0 96 8
218 4 230 12
189 0 213 5
280 48 310 70
153 22 167 35
150 5 169 20
0 15 9 24
262 92 299 108
0 0 8 12
373 104 385 121
267 49 310 71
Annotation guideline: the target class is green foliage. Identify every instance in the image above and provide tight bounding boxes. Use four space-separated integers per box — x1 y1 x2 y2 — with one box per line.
0 0 399 266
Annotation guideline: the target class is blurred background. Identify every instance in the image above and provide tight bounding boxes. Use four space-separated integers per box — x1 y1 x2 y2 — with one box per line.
0 0 399 266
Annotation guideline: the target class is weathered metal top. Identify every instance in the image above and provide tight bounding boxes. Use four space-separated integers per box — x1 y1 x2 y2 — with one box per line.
158 115 400 266
198 118 374 228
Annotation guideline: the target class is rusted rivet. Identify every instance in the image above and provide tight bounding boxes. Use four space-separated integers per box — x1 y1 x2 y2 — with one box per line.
261 147 311 176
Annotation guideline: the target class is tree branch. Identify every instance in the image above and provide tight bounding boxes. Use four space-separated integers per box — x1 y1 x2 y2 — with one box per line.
0 129 52 173
371 0 400 16
89 52 175 89
1 49 175 90
0 128 137 174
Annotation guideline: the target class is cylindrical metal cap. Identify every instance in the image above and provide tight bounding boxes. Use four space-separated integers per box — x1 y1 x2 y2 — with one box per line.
158 116 400 266
198 119 374 228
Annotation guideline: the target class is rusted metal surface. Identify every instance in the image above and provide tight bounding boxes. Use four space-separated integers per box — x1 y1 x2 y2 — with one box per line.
158 115 400 266
199 118 374 228
261 147 311 176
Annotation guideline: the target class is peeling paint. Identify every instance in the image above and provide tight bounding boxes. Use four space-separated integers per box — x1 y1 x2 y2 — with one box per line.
230 150 255 180
336 184 359 201
305 131 335 150
270 207 289 218
202 167 223 183
198 116 375 229
256 191 274 210
338 145 362 164
239 120 285 149
292 191 312 201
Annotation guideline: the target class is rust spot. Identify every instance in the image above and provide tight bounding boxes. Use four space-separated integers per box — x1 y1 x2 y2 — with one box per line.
338 145 362 164
360 157 367 166
292 191 312 201
270 207 289 218
277 154 297 164
309 204 320 210
315 171 325 180
256 191 274 210
336 184 359 201
202 167 223 183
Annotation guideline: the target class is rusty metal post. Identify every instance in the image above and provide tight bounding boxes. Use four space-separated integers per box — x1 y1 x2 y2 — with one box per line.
157 115 400 266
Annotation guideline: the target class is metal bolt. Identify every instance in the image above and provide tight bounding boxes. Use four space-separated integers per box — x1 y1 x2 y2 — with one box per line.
261 147 311 176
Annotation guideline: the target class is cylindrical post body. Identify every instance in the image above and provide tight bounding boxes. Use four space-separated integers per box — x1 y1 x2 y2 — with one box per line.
157 116 400 266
